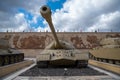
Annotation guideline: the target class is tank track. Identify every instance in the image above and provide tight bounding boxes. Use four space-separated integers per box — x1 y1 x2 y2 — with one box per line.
76 60 88 68
0 53 24 66
89 53 120 65
37 61 48 68
37 60 88 68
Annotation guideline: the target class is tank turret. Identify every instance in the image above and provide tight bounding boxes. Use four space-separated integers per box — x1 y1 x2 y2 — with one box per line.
36 5 89 67
0 39 9 49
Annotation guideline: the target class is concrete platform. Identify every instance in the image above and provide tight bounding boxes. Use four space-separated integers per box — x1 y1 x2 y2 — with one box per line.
0 60 34 78
89 60 120 75
13 76 118 80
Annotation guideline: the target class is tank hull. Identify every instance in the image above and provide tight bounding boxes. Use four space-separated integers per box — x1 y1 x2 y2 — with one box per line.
36 49 89 67
89 48 120 65
0 53 24 66
37 59 88 68
0 38 24 66
50 59 76 66
90 48 120 60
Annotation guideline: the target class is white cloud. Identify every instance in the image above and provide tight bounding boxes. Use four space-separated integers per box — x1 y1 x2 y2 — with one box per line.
87 11 120 32
35 26 50 32
0 0 47 32
14 13 28 32
43 0 120 32
0 0 120 32
0 12 28 32
7 13 28 32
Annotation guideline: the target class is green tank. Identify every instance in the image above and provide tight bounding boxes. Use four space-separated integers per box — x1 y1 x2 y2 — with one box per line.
89 36 120 65
0 38 24 66
36 5 89 67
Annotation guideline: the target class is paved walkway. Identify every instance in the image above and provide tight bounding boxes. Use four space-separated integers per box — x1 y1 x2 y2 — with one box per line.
13 76 118 80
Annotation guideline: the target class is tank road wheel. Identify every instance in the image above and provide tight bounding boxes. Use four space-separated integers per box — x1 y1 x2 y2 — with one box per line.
76 60 88 68
37 61 48 68
18 55 21 62
10 55 14 64
14 55 19 63
20 54 24 61
4 56 10 65
0 56 4 66
115 60 120 65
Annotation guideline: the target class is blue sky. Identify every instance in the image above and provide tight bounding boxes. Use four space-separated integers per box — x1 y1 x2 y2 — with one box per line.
47 0 66 11
17 0 66 30
0 0 120 32
18 8 44 28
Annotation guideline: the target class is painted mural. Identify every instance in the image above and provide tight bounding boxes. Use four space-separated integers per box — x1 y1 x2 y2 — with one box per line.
86 35 100 48
71 36 86 49
0 32 119 49
13 35 53 49
70 35 100 49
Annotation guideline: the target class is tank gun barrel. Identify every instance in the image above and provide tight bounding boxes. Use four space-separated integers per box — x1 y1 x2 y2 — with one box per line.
40 5 61 48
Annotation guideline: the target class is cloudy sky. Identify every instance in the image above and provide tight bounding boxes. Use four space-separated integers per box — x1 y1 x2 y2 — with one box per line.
0 0 120 32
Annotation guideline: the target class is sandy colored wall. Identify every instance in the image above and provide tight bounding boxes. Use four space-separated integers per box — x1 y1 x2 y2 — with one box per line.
0 32 120 57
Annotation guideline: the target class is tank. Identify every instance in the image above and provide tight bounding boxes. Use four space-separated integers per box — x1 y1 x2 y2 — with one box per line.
0 38 24 66
89 36 120 65
36 5 89 67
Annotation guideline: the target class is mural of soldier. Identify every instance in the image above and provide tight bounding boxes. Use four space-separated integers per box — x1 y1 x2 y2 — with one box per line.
45 35 53 46
86 35 100 48
71 35 86 49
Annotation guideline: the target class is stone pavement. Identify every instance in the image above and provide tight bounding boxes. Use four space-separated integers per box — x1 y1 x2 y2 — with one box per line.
13 76 119 80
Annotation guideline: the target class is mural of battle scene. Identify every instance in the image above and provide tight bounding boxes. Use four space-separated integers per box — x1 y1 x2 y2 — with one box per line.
13 35 53 49
0 33 120 49
0 34 53 49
